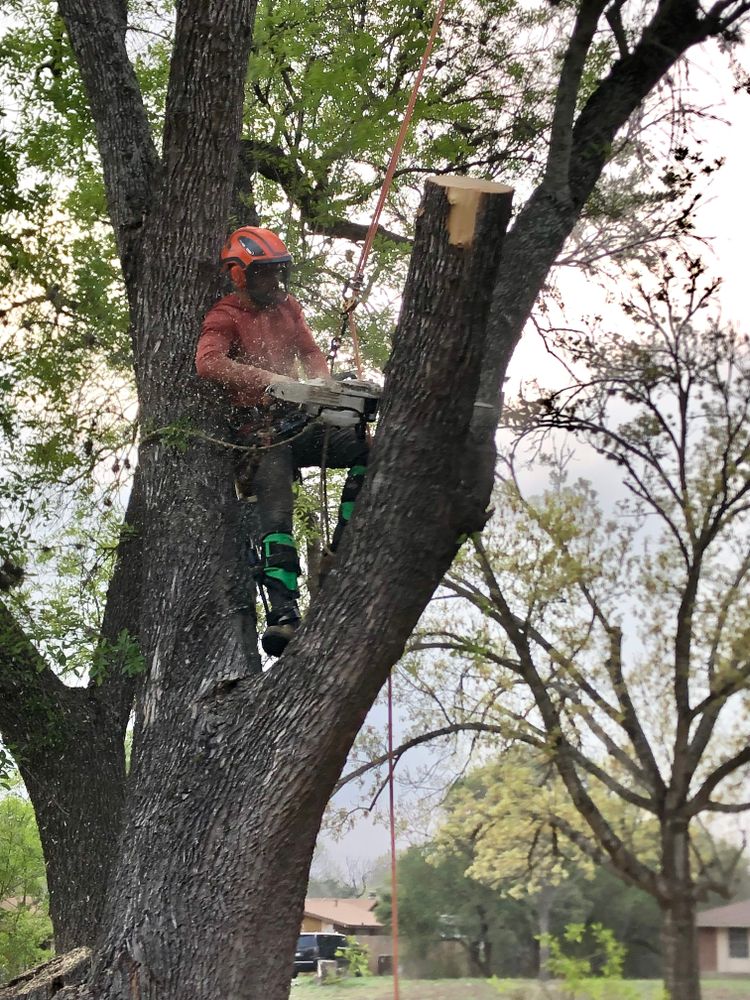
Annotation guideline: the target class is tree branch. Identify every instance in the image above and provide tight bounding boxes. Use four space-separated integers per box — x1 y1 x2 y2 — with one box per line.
57 0 159 286
605 0 630 59
552 813 658 895
334 722 509 792
545 0 610 199
475 0 739 420
238 140 411 245
700 799 750 815
475 572 661 897
0 600 72 762
468 535 664 796
687 745 750 816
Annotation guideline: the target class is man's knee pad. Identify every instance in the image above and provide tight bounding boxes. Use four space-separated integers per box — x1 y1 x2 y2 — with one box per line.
261 532 300 597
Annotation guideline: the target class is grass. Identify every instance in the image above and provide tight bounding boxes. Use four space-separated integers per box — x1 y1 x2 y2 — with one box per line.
291 976 750 999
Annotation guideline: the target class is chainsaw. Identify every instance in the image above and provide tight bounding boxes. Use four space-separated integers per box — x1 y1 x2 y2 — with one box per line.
265 376 381 429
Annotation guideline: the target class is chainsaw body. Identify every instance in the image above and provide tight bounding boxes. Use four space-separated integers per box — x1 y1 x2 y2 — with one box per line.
265 377 381 428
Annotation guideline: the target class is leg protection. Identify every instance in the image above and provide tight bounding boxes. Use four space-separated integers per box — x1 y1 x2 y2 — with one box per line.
331 463 367 551
261 532 301 600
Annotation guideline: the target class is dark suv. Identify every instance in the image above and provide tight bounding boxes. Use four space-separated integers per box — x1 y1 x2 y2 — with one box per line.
293 932 348 975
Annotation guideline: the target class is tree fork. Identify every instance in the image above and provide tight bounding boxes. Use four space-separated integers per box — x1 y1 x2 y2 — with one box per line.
0 176 513 1000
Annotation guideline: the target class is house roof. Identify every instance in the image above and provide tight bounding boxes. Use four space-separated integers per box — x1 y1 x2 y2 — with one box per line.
697 900 750 928
304 897 382 929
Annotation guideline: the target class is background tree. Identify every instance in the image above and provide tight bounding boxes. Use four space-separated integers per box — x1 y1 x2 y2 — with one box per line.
405 259 750 1000
432 749 601 977
378 844 538 978
373 788 666 980
1 0 750 997
0 779 52 983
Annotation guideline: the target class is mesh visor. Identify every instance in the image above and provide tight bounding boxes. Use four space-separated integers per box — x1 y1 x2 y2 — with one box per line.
246 259 292 291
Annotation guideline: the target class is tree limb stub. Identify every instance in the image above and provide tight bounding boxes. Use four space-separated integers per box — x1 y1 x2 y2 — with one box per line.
0 948 91 1000
427 175 514 248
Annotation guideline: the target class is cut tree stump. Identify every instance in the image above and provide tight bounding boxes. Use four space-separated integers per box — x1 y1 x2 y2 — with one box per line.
0 949 91 1000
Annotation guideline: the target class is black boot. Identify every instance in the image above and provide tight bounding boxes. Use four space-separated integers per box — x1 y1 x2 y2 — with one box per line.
262 599 301 657
331 463 367 551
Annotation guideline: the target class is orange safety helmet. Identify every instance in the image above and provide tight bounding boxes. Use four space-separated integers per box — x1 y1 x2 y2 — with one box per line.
220 226 293 294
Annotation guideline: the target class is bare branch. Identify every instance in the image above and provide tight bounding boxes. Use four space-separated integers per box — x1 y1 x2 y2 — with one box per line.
335 721 539 792
699 799 750 815
545 0 610 198
687 745 750 817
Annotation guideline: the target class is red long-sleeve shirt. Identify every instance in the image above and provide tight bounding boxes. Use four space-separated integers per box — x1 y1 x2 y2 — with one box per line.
195 293 329 407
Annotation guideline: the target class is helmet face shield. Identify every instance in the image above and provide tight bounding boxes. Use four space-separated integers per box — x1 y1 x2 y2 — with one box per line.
243 260 292 306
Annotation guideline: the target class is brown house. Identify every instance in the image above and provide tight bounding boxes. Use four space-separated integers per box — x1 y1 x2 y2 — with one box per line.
302 897 392 973
697 900 750 975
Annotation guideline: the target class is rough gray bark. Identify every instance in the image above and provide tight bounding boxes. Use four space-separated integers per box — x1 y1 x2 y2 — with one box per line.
0 471 141 951
660 821 700 1000
57 0 158 290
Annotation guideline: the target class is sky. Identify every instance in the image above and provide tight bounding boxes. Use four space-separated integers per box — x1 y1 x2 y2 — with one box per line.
507 43 750 392
317 39 750 880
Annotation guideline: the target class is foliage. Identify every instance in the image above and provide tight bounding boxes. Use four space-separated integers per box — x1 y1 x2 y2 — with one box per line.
406 257 750 889
0 0 725 696
1 0 749 989
0 905 53 985
336 936 371 978
430 749 597 898
387 259 750 1000
513 923 669 1000
542 923 625 996
0 3 134 695
0 779 52 982
377 844 537 978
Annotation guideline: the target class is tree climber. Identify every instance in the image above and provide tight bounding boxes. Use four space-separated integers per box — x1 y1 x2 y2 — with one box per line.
196 226 369 657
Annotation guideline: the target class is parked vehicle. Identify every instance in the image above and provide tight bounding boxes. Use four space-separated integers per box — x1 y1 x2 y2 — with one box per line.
293 932 349 975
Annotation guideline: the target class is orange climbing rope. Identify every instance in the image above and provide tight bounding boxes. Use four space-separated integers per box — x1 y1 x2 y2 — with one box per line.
327 4 449 997
332 0 449 382
387 673 401 995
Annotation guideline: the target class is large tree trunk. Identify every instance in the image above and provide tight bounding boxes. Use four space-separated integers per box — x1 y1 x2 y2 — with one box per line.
83 176 512 1000
0 609 129 952
660 820 701 1000
21 712 126 953
661 894 700 1000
